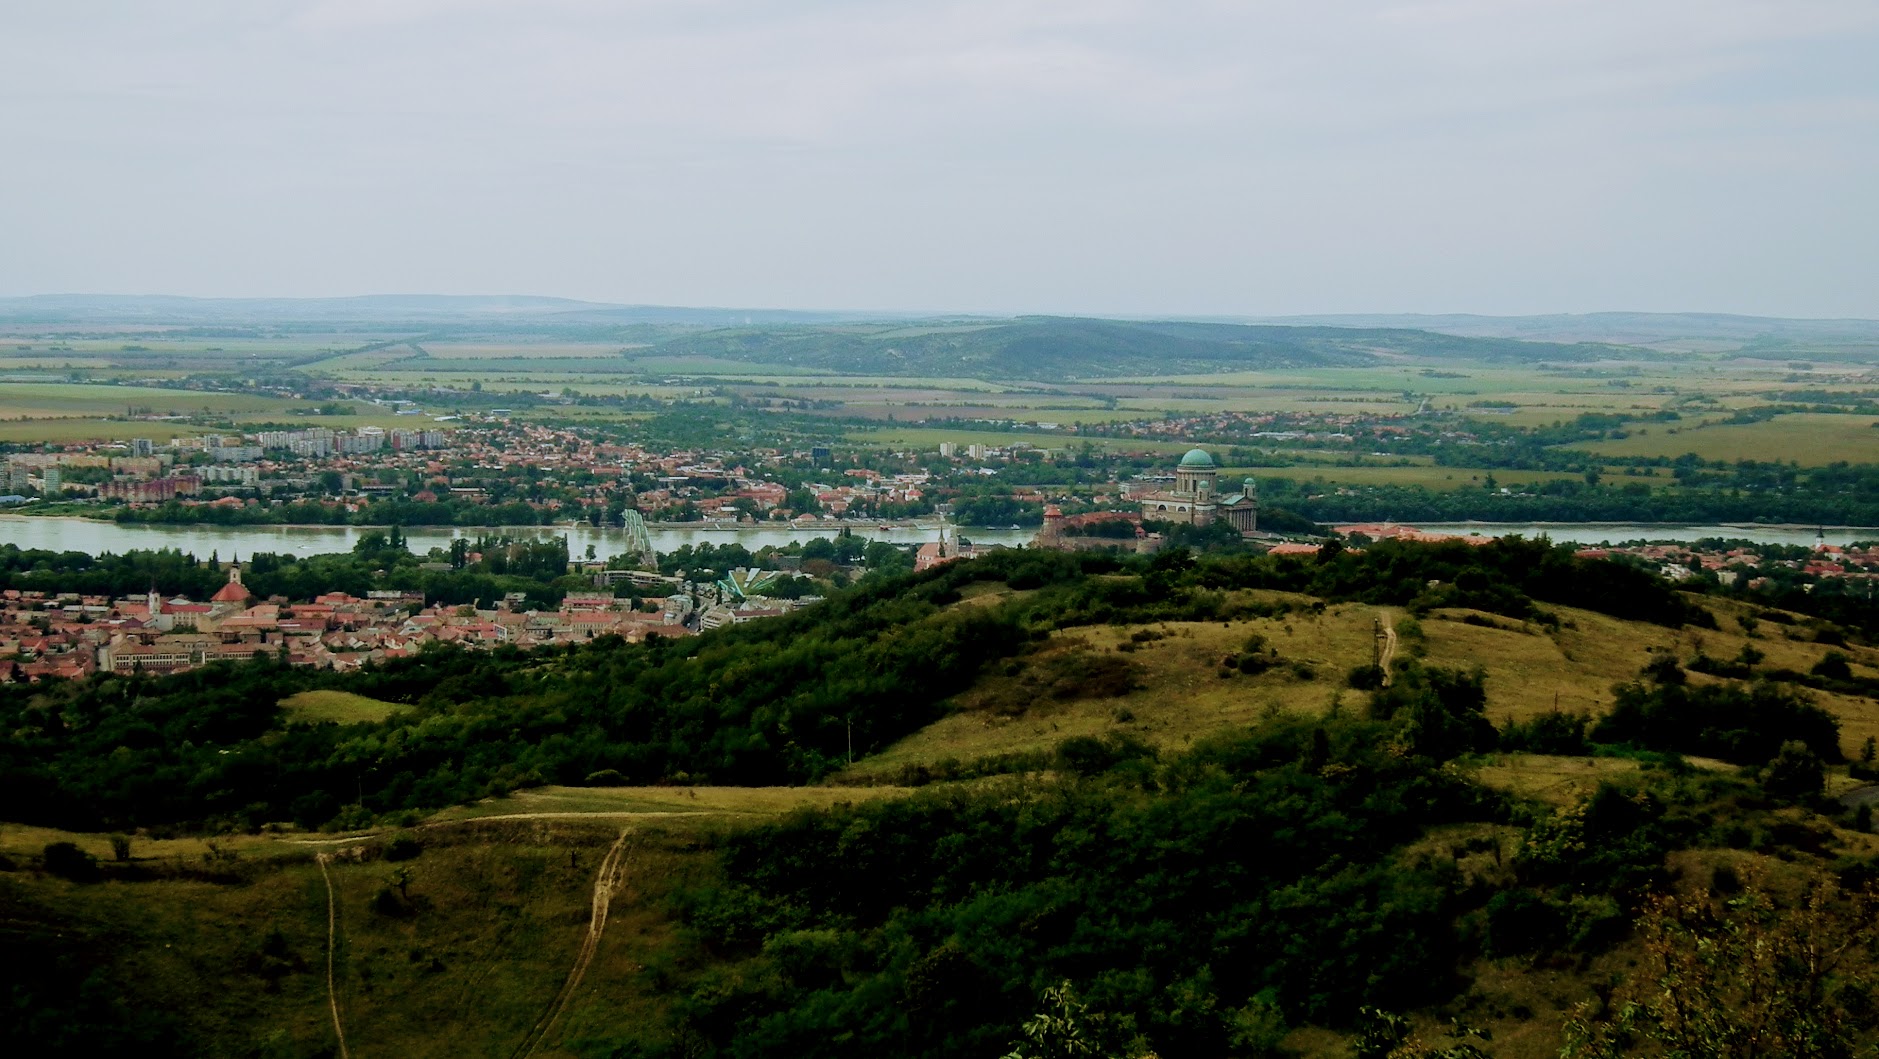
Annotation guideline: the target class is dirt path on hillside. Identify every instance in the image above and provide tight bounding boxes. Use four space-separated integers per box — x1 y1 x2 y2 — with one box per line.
510 827 634 1059
1378 613 1398 686
316 853 352 1059
280 810 703 846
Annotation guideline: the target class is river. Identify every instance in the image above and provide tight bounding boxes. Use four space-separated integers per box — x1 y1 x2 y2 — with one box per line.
0 515 1036 561
0 515 1872 561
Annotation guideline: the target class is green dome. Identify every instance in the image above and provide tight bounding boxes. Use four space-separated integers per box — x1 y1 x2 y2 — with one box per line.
1179 448 1215 469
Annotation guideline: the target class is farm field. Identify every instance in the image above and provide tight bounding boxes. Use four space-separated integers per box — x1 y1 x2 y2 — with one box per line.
847 425 1192 454
0 383 413 444
0 382 317 419
1244 464 1581 490
1580 412 1879 465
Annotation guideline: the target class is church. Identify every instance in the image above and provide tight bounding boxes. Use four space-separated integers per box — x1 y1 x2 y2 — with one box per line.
1136 448 1259 535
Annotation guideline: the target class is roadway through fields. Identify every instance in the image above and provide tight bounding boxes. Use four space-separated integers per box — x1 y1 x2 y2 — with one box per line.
316 853 352 1059
512 827 635 1059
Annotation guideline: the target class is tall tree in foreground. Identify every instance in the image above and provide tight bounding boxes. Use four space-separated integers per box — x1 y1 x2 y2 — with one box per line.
1561 877 1879 1058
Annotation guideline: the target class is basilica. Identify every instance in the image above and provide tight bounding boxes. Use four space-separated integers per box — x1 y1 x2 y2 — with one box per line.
1136 448 1259 535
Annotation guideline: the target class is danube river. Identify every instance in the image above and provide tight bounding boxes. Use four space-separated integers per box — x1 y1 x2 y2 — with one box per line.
0 515 1873 561
0 515 1034 560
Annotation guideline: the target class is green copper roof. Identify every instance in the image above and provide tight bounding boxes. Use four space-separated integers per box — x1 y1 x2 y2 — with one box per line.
1179 448 1215 469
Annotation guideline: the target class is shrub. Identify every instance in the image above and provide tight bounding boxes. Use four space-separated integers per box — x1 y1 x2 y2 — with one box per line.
1054 732 1157 777
1812 652 1854 682
1761 740 1826 799
1594 679 1841 765
42 841 98 882
1347 664 1385 690
1499 711 1591 756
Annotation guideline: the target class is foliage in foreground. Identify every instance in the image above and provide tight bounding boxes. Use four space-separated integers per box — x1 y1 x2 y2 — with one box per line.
644 711 1497 1059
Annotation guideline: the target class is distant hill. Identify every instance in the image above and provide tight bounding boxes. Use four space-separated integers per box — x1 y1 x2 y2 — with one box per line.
1252 311 1879 356
0 296 1656 377
0 294 905 328
647 316 1629 379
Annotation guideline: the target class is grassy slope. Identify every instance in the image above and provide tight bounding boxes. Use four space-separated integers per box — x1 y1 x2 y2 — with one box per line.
8 587 1879 1056
280 690 407 725
846 588 1879 778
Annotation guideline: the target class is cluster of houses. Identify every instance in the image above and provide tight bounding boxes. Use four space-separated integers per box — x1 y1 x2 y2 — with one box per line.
0 564 709 683
1574 536 1879 589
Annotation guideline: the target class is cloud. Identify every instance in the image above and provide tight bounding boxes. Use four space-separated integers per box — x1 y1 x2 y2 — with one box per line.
0 1 1874 314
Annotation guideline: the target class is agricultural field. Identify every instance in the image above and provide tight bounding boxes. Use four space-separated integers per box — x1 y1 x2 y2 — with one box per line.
846 425 1191 454
1581 412 1879 465
1238 464 1581 491
0 381 433 443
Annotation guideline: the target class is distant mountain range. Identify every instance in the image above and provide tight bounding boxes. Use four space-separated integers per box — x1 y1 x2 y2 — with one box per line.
0 294 904 327
1248 312 1879 353
4 296 1875 377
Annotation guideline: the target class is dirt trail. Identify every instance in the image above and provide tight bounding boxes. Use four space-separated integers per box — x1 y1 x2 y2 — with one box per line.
316 853 351 1059
511 827 634 1059
1378 613 1399 686
281 810 700 845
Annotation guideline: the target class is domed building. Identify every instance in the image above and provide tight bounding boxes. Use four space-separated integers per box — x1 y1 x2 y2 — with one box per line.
1137 448 1259 535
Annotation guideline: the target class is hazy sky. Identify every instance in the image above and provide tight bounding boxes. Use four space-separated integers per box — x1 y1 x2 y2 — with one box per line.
5 1 1877 316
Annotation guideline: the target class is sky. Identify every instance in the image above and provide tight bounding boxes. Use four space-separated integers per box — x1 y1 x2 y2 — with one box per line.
4 1 1877 317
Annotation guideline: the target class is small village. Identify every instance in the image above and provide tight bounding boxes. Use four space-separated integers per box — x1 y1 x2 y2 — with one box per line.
0 557 865 682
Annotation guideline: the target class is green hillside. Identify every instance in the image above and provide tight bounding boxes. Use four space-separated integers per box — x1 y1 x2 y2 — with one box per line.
5 541 1879 1057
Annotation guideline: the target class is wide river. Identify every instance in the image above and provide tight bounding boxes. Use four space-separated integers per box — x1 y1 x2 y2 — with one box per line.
0 515 1872 561
0 515 1035 560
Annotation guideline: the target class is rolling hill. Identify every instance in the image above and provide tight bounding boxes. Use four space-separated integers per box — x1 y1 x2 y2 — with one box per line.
646 316 1633 379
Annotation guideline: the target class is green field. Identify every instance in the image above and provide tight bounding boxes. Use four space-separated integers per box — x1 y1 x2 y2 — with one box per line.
0 381 441 443
0 382 314 419
1581 412 1879 465
847 426 1191 454
1241 464 1579 490
280 690 408 725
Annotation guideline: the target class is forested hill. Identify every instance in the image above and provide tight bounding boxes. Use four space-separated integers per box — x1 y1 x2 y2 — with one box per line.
646 317 1633 379
0 537 1708 834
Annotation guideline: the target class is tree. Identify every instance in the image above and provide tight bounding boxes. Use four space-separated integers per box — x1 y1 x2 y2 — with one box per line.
1561 879 1879 1059
1762 739 1826 799
1001 981 1144 1059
